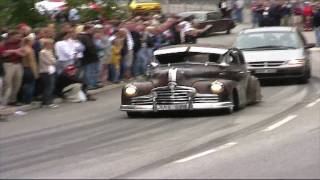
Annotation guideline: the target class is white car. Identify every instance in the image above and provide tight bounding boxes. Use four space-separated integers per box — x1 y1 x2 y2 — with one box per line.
234 27 315 83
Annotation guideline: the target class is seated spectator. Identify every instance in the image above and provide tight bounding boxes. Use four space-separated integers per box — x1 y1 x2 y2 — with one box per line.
55 65 96 102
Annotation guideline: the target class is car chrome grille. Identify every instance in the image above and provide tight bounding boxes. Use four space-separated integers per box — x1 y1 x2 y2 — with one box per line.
131 95 153 105
153 86 195 105
193 94 219 103
248 61 285 67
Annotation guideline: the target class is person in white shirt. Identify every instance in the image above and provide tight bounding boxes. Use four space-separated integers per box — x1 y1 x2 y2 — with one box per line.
54 31 84 74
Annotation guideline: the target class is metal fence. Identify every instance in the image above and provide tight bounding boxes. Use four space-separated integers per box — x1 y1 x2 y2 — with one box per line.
159 0 251 14
159 0 219 13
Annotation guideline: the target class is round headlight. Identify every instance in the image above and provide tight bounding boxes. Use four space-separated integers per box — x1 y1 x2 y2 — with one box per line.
125 85 137 97
211 81 224 94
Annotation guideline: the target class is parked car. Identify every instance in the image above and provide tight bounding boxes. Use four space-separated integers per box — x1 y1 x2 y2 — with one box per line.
120 44 262 117
178 11 236 36
234 27 315 83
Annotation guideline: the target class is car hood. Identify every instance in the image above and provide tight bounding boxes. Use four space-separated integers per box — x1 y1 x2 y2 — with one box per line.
149 64 228 87
242 49 304 62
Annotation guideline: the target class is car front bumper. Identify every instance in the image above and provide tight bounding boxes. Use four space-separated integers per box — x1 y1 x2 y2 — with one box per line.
120 102 234 112
249 66 307 79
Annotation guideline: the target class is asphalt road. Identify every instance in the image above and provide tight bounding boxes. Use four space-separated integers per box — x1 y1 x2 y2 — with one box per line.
0 25 319 179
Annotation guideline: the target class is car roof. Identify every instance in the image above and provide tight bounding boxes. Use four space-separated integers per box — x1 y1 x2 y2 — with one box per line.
154 44 229 56
240 27 297 34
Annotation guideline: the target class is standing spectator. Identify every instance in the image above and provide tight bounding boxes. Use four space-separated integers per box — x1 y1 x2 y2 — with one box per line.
68 8 80 24
1 31 25 106
303 1 313 31
130 28 142 77
269 1 283 26
99 24 113 85
77 25 100 89
313 3 320 47
233 0 245 23
54 32 76 74
292 0 303 29
219 0 229 18
119 28 134 81
281 1 293 26
0 36 6 107
109 38 123 83
251 0 264 28
93 24 109 85
21 38 38 104
39 39 58 108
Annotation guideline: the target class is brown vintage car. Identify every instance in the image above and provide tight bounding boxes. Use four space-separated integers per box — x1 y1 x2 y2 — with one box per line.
120 44 262 117
178 11 236 36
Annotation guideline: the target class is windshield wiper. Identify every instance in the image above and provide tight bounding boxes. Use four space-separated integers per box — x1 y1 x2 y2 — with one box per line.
240 45 297 50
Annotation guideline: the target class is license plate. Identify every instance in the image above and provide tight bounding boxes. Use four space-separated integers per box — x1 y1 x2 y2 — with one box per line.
255 69 277 74
157 104 189 111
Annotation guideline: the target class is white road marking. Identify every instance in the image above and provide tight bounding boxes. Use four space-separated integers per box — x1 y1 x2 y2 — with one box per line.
306 98 320 108
174 142 237 163
262 115 298 132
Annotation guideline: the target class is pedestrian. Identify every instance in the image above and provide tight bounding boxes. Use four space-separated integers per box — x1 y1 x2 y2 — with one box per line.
1 30 25 106
0 36 6 108
109 37 123 83
77 25 100 89
233 0 245 23
39 39 58 108
219 0 229 18
119 28 134 81
292 1 303 29
54 32 76 74
313 4 320 47
21 37 38 104
303 1 313 31
281 1 292 26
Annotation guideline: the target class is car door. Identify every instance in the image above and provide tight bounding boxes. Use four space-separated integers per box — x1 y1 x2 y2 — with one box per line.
224 50 249 106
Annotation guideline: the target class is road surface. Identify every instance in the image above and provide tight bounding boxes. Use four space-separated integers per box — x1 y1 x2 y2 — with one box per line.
0 25 319 179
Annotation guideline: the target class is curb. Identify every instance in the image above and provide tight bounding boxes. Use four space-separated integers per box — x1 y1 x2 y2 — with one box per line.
15 83 125 113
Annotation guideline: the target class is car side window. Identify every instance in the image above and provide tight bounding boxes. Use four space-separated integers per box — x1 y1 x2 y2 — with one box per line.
207 12 221 20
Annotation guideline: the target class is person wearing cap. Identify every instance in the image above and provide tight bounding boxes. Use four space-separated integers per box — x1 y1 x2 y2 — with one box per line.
39 39 58 108
1 30 25 106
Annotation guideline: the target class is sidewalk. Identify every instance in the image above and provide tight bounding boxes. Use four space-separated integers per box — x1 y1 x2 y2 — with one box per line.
14 82 125 113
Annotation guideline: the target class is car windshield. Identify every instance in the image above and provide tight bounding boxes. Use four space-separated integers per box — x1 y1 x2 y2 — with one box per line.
155 52 222 64
234 32 303 50
179 13 206 22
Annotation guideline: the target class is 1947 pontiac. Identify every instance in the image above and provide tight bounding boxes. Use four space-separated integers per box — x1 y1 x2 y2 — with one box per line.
120 44 262 117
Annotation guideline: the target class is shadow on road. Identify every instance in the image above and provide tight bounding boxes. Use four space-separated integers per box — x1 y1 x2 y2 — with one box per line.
259 79 308 87
129 109 236 119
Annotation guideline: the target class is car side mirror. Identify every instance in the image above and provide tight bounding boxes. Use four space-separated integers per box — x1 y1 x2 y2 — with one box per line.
305 43 315 49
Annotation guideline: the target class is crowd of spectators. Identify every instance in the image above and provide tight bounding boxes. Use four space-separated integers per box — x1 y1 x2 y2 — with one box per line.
0 13 204 109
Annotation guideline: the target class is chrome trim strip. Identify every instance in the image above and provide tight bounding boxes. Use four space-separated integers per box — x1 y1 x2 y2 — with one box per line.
120 102 233 112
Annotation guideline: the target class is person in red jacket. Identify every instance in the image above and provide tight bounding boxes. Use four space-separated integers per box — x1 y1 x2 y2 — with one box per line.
303 2 313 31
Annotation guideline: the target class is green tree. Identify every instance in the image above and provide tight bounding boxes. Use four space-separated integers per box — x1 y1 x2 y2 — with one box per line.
0 0 49 27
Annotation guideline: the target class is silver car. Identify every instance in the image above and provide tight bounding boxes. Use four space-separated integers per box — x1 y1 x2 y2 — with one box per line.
234 27 315 83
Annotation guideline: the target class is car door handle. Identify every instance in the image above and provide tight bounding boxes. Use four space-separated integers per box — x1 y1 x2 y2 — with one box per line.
238 71 245 74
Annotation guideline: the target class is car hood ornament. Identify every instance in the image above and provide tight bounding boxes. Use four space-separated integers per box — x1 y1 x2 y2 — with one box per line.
168 68 178 90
